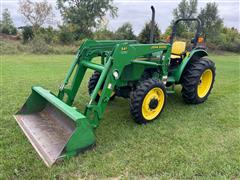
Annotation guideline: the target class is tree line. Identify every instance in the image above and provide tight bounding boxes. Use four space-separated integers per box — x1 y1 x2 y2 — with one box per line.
0 0 239 53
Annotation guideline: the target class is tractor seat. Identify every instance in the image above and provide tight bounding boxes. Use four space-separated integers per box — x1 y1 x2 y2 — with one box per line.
171 41 186 59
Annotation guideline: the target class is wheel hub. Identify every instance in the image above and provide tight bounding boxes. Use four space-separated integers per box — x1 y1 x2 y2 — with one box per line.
149 98 159 110
197 69 213 98
141 87 165 121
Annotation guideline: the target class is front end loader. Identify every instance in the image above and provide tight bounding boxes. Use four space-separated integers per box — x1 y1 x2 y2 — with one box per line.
15 6 215 167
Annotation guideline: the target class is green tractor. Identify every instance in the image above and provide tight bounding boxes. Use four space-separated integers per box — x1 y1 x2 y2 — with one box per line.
14 6 216 166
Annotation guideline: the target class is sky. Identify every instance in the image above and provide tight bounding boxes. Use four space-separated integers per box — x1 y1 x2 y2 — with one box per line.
1 0 239 34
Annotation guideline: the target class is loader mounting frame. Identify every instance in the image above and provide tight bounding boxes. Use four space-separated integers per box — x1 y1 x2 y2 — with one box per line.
58 39 172 128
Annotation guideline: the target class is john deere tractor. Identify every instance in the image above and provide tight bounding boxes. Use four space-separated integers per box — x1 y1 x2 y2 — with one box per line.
14 6 215 166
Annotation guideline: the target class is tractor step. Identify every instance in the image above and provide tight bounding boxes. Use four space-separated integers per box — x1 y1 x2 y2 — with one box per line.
14 86 95 167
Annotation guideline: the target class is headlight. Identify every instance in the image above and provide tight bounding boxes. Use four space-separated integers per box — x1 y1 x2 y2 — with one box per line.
113 70 119 80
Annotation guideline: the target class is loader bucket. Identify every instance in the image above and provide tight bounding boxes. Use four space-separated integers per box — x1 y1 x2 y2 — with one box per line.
14 86 95 167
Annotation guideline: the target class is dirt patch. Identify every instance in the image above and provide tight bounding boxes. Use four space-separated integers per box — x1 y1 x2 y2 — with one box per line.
0 33 20 41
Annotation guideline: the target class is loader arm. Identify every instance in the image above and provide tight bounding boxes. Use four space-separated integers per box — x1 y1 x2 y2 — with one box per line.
14 39 172 166
59 40 172 127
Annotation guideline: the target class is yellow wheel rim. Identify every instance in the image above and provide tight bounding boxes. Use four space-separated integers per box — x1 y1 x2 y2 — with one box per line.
142 87 165 121
98 90 115 97
197 69 213 98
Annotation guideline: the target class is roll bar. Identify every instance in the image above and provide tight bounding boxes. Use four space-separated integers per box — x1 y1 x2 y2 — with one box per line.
170 18 202 47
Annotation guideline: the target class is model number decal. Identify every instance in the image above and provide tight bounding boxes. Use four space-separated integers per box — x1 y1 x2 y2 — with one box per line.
121 47 128 51
151 45 166 49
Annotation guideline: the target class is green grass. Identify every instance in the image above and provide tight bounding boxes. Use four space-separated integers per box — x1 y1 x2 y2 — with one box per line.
1 54 240 179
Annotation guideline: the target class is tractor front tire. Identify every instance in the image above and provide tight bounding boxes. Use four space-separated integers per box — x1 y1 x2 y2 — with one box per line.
88 71 116 102
130 79 166 124
181 57 216 104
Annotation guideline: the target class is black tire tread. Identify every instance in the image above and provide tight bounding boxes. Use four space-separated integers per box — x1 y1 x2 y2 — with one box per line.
181 57 216 104
130 78 166 124
88 71 115 102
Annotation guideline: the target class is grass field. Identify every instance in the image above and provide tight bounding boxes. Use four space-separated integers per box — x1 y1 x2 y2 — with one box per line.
1 54 240 179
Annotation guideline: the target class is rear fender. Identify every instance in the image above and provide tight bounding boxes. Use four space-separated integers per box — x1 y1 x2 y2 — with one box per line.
173 49 208 83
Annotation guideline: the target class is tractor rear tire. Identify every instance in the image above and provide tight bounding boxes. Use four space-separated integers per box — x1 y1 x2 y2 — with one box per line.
130 78 166 124
88 71 116 102
181 57 216 104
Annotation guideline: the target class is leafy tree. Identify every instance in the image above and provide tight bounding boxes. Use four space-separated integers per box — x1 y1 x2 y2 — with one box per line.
218 27 240 52
115 23 136 40
138 22 161 44
19 26 34 43
198 2 223 42
221 27 239 42
93 17 115 40
172 0 198 36
94 29 115 40
173 0 198 19
19 0 53 30
0 9 17 35
58 25 74 44
57 0 117 40
37 26 59 44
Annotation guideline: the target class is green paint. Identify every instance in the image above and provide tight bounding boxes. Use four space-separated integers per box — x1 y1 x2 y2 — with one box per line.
172 49 208 82
15 39 210 164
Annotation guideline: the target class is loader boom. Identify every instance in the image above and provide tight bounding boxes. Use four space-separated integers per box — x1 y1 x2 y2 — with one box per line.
58 40 171 127
15 39 172 166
